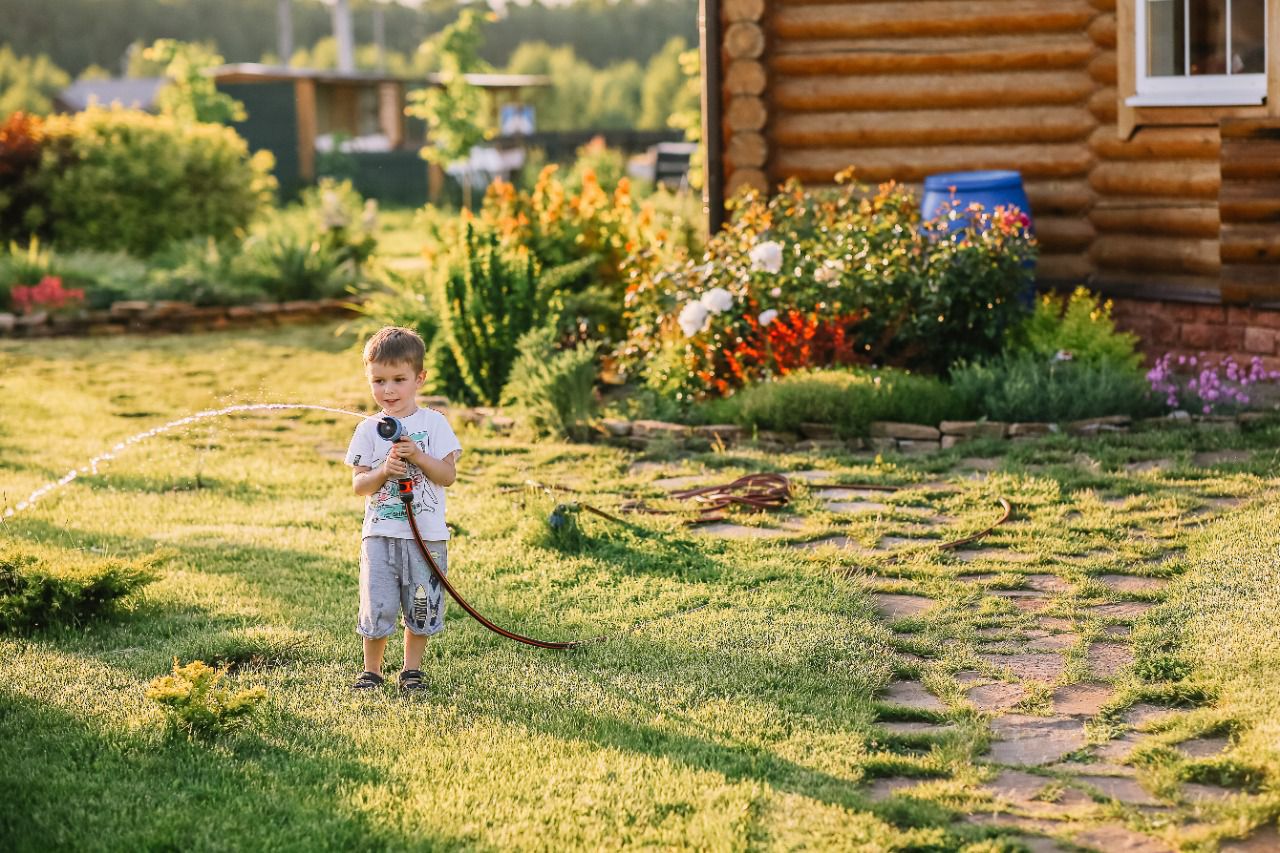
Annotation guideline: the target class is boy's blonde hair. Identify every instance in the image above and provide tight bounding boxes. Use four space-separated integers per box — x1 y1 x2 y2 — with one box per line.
363 326 425 373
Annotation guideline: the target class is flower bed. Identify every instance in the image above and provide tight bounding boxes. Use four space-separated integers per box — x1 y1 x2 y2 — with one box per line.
0 297 357 338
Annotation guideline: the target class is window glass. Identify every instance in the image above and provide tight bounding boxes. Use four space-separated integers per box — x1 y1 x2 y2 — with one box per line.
1147 0 1185 76
1233 0 1267 74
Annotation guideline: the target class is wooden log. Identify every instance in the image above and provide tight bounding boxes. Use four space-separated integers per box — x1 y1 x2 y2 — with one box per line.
1219 181 1280 223
1220 141 1280 179
1090 205 1219 238
1089 126 1219 160
1097 270 1224 297
1091 235 1220 276
1218 118 1280 140
1035 216 1097 251
769 1 1095 41
1025 180 1097 215
727 131 768 168
772 143 1093 183
769 35 1095 76
1087 52 1116 85
1086 0 1116 11
723 0 765 23
1087 13 1117 48
726 96 768 131
725 22 766 59
726 168 770 195
1220 224 1280 264
772 106 1096 148
294 78 317 182
1036 253 1097 283
1087 86 1118 123
724 60 767 95
1220 264 1280 303
770 70 1095 112
1089 161 1219 199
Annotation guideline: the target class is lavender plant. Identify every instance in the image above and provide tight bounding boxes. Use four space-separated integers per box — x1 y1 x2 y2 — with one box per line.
1147 353 1280 414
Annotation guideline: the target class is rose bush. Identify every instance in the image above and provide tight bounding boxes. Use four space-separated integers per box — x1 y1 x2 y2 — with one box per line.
618 172 1036 400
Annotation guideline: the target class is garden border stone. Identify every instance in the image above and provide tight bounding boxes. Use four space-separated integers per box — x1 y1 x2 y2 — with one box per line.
0 298 357 338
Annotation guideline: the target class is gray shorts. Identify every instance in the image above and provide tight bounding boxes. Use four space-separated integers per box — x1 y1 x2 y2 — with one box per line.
358 536 448 638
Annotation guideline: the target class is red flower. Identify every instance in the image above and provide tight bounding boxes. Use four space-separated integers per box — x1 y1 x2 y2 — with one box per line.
10 275 85 315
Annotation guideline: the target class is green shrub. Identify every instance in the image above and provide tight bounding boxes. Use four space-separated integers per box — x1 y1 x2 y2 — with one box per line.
0 546 157 633
501 326 598 439
241 230 358 302
145 238 269 307
0 238 151 309
145 658 267 740
0 111 48 247
722 368 962 438
949 353 1162 423
1014 286 1142 369
34 106 276 256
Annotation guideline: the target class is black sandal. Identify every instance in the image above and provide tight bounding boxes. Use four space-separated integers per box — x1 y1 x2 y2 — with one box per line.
352 671 385 691
398 669 428 692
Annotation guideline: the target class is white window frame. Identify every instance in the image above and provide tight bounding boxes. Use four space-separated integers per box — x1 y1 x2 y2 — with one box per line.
1129 0 1268 106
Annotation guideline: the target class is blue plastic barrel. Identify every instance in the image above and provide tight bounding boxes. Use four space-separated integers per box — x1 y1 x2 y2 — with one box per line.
921 170 1033 235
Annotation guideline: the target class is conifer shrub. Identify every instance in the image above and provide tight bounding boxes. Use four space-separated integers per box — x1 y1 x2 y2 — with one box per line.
0 545 158 633
146 658 267 740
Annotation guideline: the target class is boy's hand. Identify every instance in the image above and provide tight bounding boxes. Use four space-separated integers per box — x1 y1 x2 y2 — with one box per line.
381 446 408 479
393 436 422 466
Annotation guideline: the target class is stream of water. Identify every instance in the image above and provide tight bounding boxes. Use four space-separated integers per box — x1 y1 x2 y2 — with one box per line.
2 403 367 520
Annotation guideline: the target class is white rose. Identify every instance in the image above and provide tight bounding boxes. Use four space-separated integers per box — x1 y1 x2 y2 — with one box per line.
678 301 710 337
758 309 779 326
700 286 734 314
770 286 782 298
814 259 846 285
749 240 783 274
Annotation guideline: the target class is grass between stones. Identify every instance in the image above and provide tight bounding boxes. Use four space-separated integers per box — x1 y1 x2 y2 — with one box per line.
1 323 1279 851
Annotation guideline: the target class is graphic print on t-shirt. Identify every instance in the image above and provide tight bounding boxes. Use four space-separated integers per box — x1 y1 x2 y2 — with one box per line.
372 429 440 523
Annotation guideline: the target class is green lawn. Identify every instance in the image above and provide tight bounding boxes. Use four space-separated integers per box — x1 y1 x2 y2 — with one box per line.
1 324 1278 851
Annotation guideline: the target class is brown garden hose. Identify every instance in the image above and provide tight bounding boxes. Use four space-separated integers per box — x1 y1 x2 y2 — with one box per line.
406 475 1013 651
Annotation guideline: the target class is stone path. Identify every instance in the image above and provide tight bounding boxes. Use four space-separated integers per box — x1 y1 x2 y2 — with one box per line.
685 464 1270 850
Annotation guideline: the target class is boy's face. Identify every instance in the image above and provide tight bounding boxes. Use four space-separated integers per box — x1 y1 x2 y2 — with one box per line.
366 360 425 418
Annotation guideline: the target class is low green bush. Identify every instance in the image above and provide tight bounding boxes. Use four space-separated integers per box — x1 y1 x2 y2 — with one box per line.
145 658 267 740
35 106 276 256
145 238 269 307
0 545 158 633
949 353 1162 423
502 326 597 440
720 368 963 438
1013 286 1142 369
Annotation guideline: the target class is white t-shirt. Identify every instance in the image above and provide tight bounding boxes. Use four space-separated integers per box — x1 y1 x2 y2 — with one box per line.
345 407 462 541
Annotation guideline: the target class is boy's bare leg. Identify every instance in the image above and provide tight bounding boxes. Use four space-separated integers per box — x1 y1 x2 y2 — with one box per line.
404 631 428 672
363 636 388 673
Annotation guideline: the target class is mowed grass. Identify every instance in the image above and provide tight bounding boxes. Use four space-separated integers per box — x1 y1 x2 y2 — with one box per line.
2 324 1280 851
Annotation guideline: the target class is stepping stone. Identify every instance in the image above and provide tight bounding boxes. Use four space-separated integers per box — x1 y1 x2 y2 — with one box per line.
1182 782 1237 801
877 536 921 550
966 812 1060 834
813 487 889 501
863 776 920 802
1038 616 1076 632
989 715 1087 766
1097 574 1169 594
873 593 936 619
1122 703 1174 728
958 457 1001 471
980 653 1067 682
1095 731 1145 762
1088 602 1155 620
992 590 1051 613
1074 774 1162 806
1221 826 1280 852
955 548 1035 563
976 627 1008 638
826 500 891 514
1176 736 1229 758
1053 761 1135 777
693 523 790 539
1073 824 1173 852
955 670 986 685
1026 574 1072 593
968 682 1027 713
1028 633 1079 651
1053 682 1114 716
1103 624 1132 639
1126 459 1175 474
982 769 1055 806
1192 450 1252 466
1088 642 1134 677
881 681 946 712
792 536 870 553
880 721 956 737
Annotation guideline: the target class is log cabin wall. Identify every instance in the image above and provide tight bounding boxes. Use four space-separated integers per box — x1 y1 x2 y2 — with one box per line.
715 0 1280 314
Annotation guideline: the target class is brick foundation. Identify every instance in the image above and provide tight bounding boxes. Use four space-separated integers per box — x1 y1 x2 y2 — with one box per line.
1108 297 1280 372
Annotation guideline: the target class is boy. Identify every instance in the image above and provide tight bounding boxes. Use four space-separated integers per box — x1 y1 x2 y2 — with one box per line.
345 327 462 692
